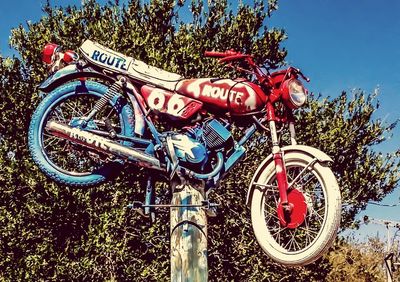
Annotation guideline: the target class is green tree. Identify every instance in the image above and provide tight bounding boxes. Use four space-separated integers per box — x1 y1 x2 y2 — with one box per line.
325 237 387 282
0 0 399 280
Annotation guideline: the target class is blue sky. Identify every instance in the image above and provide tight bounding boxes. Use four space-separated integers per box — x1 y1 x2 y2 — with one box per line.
1 0 399 241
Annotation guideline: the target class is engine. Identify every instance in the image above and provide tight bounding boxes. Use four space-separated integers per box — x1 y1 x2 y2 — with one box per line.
169 119 234 172
202 119 234 151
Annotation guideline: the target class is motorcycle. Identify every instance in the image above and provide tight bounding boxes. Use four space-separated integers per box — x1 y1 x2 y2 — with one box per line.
28 39 341 266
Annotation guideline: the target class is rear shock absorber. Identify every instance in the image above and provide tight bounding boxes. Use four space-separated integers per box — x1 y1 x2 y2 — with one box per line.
83 78 126 122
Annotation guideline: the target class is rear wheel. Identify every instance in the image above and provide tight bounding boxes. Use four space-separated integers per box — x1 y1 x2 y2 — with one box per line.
250 152 341 266
28 81 135 187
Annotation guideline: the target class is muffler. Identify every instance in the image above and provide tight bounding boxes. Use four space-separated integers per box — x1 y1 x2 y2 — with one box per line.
45 121 164 171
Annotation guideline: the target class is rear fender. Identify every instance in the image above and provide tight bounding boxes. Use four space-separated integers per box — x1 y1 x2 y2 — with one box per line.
38 64 114 92
38 64 146 136
245 145 333 207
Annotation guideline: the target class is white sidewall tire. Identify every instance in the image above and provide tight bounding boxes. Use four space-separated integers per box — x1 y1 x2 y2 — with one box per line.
250 152 341 266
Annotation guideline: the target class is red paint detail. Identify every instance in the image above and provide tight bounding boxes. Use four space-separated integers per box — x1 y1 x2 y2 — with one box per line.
63 50 79 63
277 189 307 229
218 54 251 63
269 89 282 104
266 102 276 121
176 78 266 115
203 50 264 82
273 152 289 205
42 43 60 65
268 68 309 110
136 92 147 110
141 85 202 119
270 69 288 87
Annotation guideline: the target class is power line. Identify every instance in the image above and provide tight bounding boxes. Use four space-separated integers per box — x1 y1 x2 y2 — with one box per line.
368 201 400 207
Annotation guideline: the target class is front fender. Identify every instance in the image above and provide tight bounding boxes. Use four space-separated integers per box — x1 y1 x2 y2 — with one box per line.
39 64 114 92
245 145 333 207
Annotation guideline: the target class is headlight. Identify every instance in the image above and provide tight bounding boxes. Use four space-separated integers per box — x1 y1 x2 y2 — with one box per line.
289 79 307 107
283 79 307 109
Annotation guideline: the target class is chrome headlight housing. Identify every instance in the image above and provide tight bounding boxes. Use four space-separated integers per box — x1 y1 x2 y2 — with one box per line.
282 79 307 109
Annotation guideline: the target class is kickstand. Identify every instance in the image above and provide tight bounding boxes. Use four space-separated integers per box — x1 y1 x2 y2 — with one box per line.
144 175 156 222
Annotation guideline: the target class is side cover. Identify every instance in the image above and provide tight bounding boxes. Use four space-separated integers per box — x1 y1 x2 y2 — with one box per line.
141 85 203 119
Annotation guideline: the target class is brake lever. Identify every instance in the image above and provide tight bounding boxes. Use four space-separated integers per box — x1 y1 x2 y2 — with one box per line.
300 72 310 82
293 68 310 82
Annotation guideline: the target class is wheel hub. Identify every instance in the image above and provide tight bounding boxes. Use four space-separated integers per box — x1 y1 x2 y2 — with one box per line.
69 117 98 130
277 188 307 229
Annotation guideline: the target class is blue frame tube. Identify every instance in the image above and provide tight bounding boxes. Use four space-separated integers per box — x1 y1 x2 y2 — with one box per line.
238 124 257 146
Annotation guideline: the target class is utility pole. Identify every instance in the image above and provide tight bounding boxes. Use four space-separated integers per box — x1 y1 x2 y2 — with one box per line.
129 179 216 281
170 183 208 282
364 216 400 282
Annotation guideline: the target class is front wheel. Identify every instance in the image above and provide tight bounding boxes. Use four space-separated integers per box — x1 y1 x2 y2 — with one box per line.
250 152 341 266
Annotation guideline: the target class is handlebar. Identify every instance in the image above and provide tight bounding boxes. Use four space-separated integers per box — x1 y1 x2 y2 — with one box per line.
219 54 252 63
204 50 310 84
204 49 253 65
204 49 239 58
204 51 229 58
292 67 310 82
299 72 310 82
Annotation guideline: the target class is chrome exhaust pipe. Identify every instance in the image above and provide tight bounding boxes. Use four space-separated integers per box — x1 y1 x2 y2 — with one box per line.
45 121 164 171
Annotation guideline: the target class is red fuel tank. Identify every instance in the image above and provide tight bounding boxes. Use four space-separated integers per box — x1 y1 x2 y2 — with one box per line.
176 78 266 115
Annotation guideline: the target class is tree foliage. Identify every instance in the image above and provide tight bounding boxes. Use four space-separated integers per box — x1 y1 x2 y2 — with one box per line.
0 0 399 280
325 237 387 282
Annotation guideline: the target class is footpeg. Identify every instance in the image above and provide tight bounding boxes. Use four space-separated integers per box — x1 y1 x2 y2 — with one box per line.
103 117 117 138
127 200 219 210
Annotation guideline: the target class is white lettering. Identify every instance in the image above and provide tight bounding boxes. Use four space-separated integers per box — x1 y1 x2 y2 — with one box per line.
167 95 185 116
147 90 166 110
201 85 244 101
220 89 228 100
202 85 213 97
235 91 244 102
211 87 220 98
69 128 109 150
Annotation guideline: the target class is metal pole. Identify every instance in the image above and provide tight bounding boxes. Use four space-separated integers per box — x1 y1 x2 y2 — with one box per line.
386 223 393 282
170 184 208 282
365 218 400 282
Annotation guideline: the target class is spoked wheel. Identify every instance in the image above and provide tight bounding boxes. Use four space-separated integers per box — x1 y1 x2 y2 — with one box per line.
250 152 341 266
29 81 135 187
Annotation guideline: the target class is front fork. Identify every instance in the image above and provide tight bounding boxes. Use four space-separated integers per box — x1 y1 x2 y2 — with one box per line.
270 120 296 225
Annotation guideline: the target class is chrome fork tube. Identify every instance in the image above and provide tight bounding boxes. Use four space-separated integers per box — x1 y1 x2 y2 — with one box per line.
289 122 297 145
269 120 280 152
269 121 289 207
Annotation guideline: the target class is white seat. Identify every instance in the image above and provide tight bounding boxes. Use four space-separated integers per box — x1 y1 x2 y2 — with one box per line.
80 39 183 91
128 59 183 91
